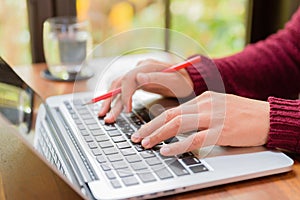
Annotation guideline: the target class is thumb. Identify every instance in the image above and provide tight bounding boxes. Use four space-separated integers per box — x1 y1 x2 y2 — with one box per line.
136 72 174 86
136 72 190 98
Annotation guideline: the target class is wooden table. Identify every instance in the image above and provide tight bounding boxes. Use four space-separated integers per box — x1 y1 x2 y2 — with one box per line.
7 63 300 199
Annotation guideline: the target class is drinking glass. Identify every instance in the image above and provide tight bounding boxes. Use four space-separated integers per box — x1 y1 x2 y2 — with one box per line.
43 16 93 81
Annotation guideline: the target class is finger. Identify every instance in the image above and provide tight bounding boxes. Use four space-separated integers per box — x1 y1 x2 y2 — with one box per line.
121 62 171 112
98 97 113 117
160 129 218 156
141 114 206 149
104 96 123 123
98 77 123 116
131 104 208 143
131 107 184 142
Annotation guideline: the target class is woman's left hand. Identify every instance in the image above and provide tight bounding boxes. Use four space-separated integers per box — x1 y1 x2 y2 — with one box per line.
131 91 270 156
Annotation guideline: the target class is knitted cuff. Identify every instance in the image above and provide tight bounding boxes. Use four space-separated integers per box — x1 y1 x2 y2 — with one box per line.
266 96 300 153
186 55 224 96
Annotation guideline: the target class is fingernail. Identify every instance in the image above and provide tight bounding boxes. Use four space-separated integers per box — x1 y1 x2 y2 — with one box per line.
141 137 150 147
137 73 148 84
131 133 140 141
160 146 170 155
104 113 112 122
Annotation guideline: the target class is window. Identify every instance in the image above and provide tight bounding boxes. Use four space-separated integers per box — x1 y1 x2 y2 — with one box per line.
3 0 281 65
77 0 248 58
170 0 248 58
0 0 31 65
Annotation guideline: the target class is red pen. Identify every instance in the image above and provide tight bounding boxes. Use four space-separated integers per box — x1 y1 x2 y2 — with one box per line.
83 56 201 105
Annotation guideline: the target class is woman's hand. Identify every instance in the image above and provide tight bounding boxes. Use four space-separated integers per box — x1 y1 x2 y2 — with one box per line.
131 91 270 156
98 59 194 123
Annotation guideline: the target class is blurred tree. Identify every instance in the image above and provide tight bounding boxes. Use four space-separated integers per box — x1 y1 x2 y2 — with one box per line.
0 0 31 65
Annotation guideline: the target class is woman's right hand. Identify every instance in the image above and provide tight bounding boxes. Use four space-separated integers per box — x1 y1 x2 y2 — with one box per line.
98 58 195 123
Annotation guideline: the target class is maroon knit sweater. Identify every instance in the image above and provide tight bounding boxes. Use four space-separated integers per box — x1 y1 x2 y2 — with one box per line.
186 7 300 153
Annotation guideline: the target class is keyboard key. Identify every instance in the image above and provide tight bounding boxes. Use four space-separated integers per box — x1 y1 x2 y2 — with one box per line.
190 165 209 173
122 176 139 186
107 130 122 137
112 160 128 170
96 155 106 163
90 129 105 136
132 121 143 129
145 157 162 166
101 164 112 171
120 126 135 134
95 135 109 142
84 135 93 142
80 130 89 136
74 119 82 124
128 113 141 122
152 165 173 180
64 101 72 108
77 108 90 115
116 141 131 149
88 142 98 149
110 179 122 188
112 135 126 143
87 124 101 130
134 108 151 122
103 124 117 131
71 114 78 119
137 172 156 183
134 144 145 152
178 152 194 159
181 157 201 166
125 133 133 139
157 153 172 160
91 148 102 156
117 168 134 178
107 154 123 162
84 119 98 125
120 148 136 156
77 124 86 130
81 114 93 120
103 147 119 155
130 161 148 171
97 118 105 125
140 150 155 158
116 117 127 126
106 170 116 179
164 137 179 144
98 141 114 148
151 144 163 152
165 159 189 176
125 154 142 163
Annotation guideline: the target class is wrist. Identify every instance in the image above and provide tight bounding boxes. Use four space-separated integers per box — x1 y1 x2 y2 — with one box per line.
266 96 300 153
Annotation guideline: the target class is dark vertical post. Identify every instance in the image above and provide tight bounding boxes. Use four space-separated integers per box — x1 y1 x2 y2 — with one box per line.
164 0 171 52
246 0 300 44
27 0 54 63
54 0 76 16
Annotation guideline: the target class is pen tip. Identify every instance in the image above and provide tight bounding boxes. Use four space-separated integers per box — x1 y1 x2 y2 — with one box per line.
82 101 92 106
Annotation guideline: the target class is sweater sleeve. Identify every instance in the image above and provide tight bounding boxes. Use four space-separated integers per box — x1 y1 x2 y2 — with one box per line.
186 7 300 100
266 97 300 153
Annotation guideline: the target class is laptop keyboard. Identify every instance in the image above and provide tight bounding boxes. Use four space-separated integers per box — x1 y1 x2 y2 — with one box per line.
64 99 209 189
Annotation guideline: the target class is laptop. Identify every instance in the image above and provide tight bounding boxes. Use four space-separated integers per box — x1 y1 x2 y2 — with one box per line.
0 56 294 199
